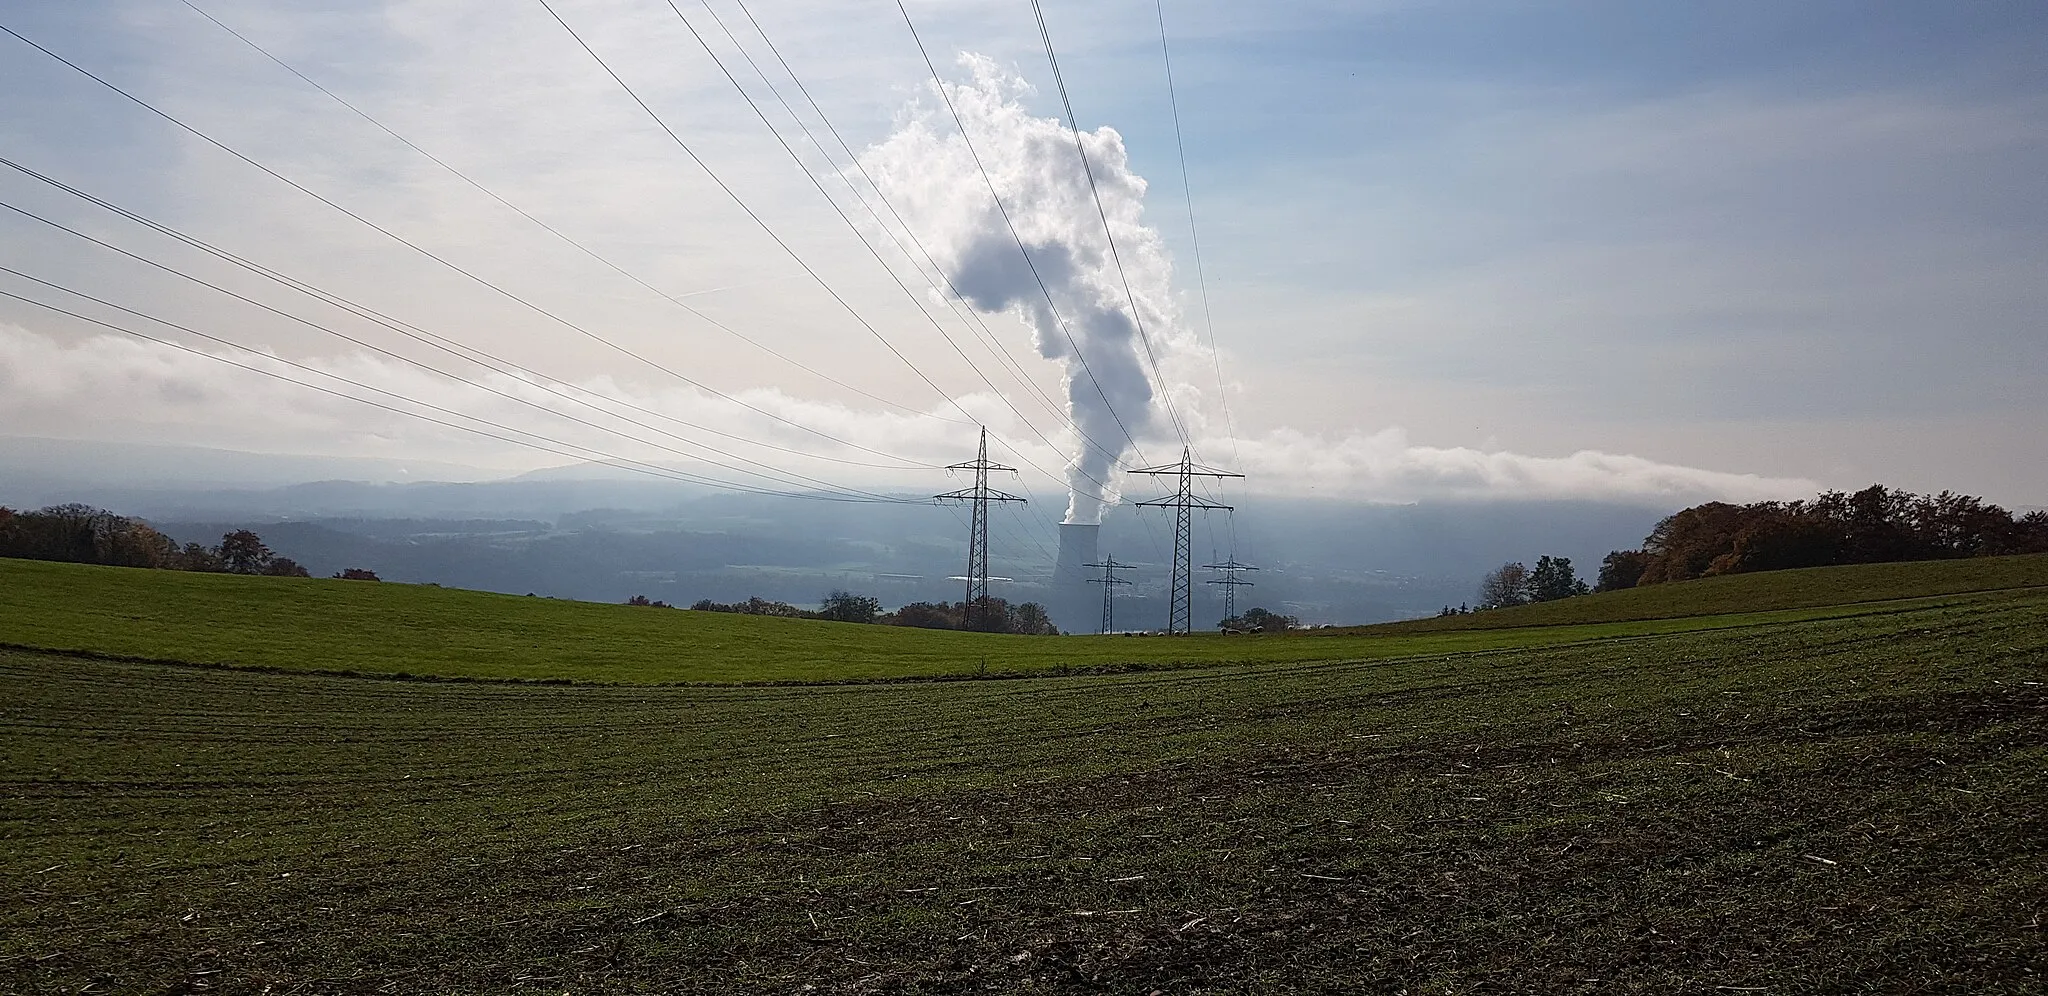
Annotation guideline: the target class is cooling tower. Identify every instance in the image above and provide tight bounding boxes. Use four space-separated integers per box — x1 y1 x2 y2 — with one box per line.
1051 522 1101 635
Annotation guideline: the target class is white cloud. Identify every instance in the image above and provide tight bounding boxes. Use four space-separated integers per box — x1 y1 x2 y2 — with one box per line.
1 321 1811 505
1235 426 1812 505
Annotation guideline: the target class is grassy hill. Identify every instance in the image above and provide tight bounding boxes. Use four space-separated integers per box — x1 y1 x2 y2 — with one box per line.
4 554 2045 683
4 588 2044 993
1344 553 2048 634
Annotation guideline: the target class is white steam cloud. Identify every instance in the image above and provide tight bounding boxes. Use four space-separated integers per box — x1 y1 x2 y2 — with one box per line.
861 56 1196 524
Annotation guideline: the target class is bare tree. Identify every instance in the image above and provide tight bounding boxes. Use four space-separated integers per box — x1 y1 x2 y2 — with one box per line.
1478 562 1532 609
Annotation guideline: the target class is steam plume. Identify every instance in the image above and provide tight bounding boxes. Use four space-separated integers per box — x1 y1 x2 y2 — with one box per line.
862 56 1191 523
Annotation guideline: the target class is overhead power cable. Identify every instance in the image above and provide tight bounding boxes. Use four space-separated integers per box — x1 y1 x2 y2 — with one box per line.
665 0 1112 546
892 0 1153 472
0 250 908 502
0 155 932 476
0 20 970 498
717 0 1133 477
537 0 1071 558
0 278 921 503
1154 0 1241 556
1154 0 1238 471
174 0 945 426
705 0 1120 563
1024 0 1192 449
533 0 979 425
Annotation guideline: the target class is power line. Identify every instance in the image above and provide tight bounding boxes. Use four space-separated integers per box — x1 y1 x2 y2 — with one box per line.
1154 1 1241 562
0 19 974 487
0 279 920 504
533 0 981 426
666 0 1113 528
172 0 940 425
0 195 923 500
0 258 909 503
892 0 1152 473
1024 0 1191 449
675 4 1103 566
1154 0 1239 473
0 155 935 473
651 0 1087 564
719 0 1135 477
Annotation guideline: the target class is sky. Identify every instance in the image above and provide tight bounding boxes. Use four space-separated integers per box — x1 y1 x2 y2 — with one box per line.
2 0 2044 513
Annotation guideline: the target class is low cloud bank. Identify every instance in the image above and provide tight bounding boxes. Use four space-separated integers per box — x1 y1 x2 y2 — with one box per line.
1 323 1810 505
1235 426 1811 505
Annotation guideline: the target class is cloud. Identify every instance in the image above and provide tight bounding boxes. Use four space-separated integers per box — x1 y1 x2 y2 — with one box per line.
1235 426 1813 505
1 321 1810 506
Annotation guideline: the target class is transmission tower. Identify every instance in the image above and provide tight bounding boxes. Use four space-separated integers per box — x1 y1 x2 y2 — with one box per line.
1203 559 1259 625
935 427 1025 631
1133 447 1243 634
1084 555 1136 634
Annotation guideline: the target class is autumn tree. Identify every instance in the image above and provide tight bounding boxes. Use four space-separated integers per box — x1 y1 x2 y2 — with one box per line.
1598 483 2048 586
1478 562 1532 609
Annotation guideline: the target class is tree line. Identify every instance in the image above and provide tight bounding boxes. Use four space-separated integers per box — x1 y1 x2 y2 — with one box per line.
1452 554 1591 614
0 504 317 577
1597 484 2048 590
1219 607 1299 633
631 590 1061 635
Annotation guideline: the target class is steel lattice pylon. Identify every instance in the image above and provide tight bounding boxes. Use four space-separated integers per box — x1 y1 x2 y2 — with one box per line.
935 427 1024 631
1084 555 1136 634
1203 559 1259 625
1133 447 1241 634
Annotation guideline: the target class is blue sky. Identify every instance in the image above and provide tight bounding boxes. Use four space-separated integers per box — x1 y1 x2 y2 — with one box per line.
1 0 2043 507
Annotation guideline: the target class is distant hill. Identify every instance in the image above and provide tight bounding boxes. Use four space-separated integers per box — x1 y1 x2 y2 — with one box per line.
1348 553 2048 634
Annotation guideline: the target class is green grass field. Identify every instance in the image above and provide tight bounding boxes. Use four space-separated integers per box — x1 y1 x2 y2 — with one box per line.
5 554 2046 683
1352 553 2048 634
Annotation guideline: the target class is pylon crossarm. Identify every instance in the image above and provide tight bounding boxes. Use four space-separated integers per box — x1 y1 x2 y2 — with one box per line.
1135 495 1232 511
935 488 1026 502
1128 464 1242 478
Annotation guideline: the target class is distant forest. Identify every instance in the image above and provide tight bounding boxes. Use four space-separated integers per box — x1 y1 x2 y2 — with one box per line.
1599 485 2048 590
674 591 1061 636
0 503 315 578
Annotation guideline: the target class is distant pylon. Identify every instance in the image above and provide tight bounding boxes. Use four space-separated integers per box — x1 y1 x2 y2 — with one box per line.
1084 555 1136 634
1203 559 1259 625
935 427 1025 631
1133 447 1243 634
